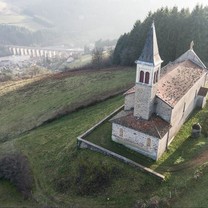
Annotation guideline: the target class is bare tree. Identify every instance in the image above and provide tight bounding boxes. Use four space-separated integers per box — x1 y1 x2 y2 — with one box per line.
91 47 104 69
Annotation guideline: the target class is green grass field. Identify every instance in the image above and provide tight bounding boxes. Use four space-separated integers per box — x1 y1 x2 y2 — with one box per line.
86 104 208 170
65 54 92 69
0 69 208 207
1 94 207 208
0 95 158 208
0 68 135 142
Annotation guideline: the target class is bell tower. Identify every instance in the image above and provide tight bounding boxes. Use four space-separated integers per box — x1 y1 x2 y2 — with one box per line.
134 22 163 120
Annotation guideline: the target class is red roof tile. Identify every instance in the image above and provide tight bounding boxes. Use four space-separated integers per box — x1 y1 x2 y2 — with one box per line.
123 86 135 95
111 110 171 138
124 60 206 107
157 60 206 107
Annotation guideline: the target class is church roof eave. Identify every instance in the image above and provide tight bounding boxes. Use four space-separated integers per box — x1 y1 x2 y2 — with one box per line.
174 49 207 69
135 59 163 67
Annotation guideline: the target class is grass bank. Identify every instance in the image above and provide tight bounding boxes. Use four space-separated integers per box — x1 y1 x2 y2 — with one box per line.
0 67 135 142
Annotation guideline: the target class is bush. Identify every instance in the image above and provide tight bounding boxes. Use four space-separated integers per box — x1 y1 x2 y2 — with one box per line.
54 158 121 195
0 153 33 199
75 162 113 195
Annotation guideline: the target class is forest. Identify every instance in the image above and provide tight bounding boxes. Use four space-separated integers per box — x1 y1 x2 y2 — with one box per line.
113 5 208 66
0 25 57 46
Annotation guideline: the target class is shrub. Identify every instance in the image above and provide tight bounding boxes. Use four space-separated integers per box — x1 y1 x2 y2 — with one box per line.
0 153 33 199
54 157 121 195
75 161 119 195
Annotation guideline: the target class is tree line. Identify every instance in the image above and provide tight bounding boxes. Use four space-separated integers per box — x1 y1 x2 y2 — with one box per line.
113 5 208 66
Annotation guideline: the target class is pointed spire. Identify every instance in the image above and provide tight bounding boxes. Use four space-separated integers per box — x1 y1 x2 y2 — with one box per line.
190 41 194 50
136 21 163 66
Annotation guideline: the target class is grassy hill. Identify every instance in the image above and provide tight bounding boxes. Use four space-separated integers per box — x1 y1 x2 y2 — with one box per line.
0 68 208 207
0 68 135 142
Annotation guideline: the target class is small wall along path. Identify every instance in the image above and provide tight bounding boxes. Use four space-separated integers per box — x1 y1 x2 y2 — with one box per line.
77 105 165 181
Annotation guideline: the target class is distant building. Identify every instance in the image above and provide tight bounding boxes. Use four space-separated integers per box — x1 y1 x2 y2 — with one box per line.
111 22 208 160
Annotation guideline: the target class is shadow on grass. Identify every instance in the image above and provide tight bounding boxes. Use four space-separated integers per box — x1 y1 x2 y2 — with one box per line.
85 121 155 167
153 107 208 172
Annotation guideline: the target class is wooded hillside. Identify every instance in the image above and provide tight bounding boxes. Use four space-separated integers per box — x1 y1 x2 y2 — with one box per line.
0 25 57 46
113 5 208 66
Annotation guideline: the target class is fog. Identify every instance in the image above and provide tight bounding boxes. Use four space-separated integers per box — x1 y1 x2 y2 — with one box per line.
1 0 208 45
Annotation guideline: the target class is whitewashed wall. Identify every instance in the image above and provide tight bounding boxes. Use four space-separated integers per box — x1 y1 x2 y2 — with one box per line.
157 133 169 159
197 95 207 108
169 74 206 140
155 98 172 122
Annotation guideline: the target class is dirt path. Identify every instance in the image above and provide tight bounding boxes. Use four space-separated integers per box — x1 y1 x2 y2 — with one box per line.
163 147 208 172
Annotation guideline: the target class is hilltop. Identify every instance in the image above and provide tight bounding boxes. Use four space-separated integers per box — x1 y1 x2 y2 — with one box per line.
0 67 135 142
0 66 207 207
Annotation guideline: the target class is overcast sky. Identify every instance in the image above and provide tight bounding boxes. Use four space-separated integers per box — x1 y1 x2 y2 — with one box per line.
1 0 208 43
119 0 208 31
95 0 208 39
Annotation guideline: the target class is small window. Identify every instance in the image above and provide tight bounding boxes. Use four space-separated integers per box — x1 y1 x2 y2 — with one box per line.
119 128 123 137
145 72 150 84
139 71 144 83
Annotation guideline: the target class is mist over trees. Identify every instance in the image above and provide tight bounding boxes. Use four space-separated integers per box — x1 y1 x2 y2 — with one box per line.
113 5 208 66
0 25 57 46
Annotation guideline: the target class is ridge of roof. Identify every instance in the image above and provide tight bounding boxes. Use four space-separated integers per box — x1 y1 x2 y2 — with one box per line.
174 49 207 69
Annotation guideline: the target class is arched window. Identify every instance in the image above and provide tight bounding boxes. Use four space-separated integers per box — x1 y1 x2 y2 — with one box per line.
139 71 144 83
145 72 150 84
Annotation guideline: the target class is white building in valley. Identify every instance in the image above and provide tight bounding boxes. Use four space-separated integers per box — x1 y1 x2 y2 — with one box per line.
111 22 208 160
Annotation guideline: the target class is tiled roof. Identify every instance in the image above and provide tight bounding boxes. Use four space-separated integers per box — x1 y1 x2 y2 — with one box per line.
174 49 206 69
111 110 171 138
136 22 163 66
157 60 206 107
198 87 208 96
123 86 135 95
124 60 206 107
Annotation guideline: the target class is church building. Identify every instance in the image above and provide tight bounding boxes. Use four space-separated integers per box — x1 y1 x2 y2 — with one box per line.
111 22 208 160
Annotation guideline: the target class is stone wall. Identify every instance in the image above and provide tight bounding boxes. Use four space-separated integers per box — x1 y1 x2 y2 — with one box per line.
77 137 165 181
77 105 165 181
124 93 134 110
134 84 157 120
112 123 159 160
157 133 169 159
156 97 172 123
169 74 206 140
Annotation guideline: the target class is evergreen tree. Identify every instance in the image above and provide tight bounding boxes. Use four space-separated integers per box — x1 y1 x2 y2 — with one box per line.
113 5 208 66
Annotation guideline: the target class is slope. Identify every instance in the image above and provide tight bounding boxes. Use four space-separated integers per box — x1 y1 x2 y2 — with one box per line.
0 67 208 207
0 68 135 142
1 87 208 208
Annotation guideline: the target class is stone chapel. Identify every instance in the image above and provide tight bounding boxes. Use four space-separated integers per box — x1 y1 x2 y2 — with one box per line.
111 22 208 160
